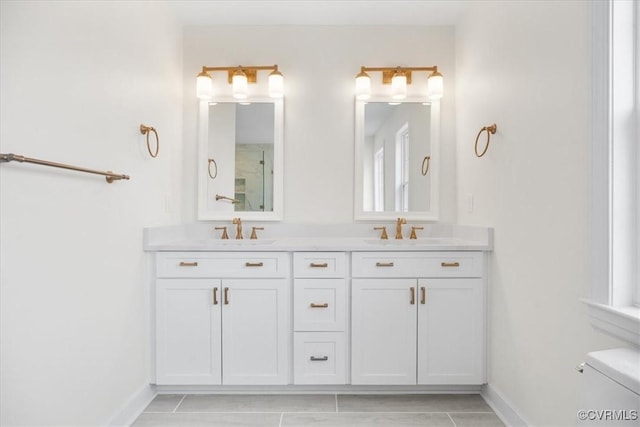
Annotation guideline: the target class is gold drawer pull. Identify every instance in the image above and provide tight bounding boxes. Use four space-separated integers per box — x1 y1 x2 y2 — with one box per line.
421 287 426 305
224 287 229 304
410 287 415 305
179 261 198 267
441 262 460 267
245 262 264 267
310 262 329 268
375 262 394 267
310 303 329 308
212 287 218 305
310 356 329 361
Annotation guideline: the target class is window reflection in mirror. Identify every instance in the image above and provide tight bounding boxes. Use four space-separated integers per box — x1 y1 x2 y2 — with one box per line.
362 102 431 213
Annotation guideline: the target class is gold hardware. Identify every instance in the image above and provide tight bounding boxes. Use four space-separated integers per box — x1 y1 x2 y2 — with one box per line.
310 262 329 268
197 64 283 99
208 158 218 179
410 287 415 305
227 68 258 84
395 217 406 239
0 153 129 184
359 66 438 84
245 262 264 267
250 227 264 240
224 287 229 305
355 65 443 100
374 226 388 240
421 287 426 304
139 124 159 158
215 226 229 239
475 124 497 157
233 217 243 239
212 287 218 305
421 156 431 176
410 226 424 240
179 261 198 267
310 356 329 361
216 194 239 204
375 262 394 267
310 303 329 308
441 262 460 267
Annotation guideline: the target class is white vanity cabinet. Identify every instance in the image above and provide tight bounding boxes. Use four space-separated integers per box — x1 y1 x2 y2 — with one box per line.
351 251 485 385
292 252 347 384
154 252 290 386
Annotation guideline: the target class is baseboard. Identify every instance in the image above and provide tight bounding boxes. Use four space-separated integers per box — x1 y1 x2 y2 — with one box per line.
481 384 529 427
107 384 157 427
155 384 483 394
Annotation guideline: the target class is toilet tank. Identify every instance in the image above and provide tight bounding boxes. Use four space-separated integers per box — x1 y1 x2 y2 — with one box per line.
579 348 640 426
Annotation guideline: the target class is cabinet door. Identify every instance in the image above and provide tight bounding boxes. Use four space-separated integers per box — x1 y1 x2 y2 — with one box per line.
417 278 484 384
351 278 417 385
156 279 222 385
221 279 289 385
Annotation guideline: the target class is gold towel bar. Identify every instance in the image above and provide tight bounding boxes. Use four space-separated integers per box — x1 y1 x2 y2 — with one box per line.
0 153 129 183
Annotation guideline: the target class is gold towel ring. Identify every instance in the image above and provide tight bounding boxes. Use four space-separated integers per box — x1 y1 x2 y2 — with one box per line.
140 124 159 158
474 124 497 157
421 156 431 176
208 158 218 179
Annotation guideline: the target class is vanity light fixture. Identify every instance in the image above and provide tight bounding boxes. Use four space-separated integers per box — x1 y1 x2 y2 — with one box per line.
196 65 284 100
354 66 444 100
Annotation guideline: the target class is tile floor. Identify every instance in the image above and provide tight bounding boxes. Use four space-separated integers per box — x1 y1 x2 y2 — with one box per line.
132 394 505 426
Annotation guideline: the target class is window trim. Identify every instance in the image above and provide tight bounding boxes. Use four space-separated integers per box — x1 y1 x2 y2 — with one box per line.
587 0 640 346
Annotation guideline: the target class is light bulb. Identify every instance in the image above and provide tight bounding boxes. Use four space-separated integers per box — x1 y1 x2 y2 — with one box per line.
391 71 407 100
355 70 371 100
232 70 248 99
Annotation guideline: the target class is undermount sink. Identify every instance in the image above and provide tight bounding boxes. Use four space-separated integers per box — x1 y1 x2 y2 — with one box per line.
192 239 276 246
364 238 453 245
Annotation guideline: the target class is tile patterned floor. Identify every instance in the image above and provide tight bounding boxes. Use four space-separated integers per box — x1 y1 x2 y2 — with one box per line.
132 394 505 426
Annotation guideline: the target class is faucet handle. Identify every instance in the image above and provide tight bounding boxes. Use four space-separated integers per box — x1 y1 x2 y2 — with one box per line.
410 226 424 240
373 226 388 240
215 226 229 240
250 227 264 240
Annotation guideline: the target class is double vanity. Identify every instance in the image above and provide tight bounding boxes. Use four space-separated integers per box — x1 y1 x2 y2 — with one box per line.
145 222 492 391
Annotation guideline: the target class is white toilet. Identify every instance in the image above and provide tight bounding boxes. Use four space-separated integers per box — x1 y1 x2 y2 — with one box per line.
579 348 640 426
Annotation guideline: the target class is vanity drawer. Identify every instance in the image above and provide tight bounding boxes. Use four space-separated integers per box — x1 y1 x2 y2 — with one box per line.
294 279 346 332
156 252 289 278
293 332 346 385
293 252 346 278
351 251 483 278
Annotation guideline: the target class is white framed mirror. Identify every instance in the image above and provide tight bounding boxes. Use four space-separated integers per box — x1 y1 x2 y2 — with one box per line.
198 98 284 221
354 97 439 221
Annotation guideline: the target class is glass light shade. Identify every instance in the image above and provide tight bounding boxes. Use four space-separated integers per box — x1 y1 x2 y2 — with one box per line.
268 70 284 98
196 72 213 99
427 71 444 100
355 71 371 100
232 70 248 99
391 72 407 100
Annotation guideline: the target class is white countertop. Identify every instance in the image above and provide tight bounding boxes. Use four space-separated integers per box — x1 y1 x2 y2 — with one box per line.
143 223 493 252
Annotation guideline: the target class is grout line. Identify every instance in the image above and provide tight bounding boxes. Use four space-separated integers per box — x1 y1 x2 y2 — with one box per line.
173 395 187 413
448 413 458 427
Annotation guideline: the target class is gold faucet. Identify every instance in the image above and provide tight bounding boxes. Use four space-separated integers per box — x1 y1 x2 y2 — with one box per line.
215 226 229 239
374 226 389 239
232 217 243 239
395 217 406 239
410 226 424 240
250 227 264 240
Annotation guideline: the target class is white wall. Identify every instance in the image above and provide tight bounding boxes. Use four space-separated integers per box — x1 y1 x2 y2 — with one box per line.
455 1 629 425
182 26 456 223
0 1 182 425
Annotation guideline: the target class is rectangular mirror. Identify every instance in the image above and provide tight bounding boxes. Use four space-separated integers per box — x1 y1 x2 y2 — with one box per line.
354 98 439 221
198 98 283 221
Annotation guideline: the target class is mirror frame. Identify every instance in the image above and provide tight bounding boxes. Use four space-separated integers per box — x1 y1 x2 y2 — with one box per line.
197 97 284 221
354 97 440 221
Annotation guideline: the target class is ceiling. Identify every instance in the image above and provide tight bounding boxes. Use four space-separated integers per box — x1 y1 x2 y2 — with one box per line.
166 0 469 26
